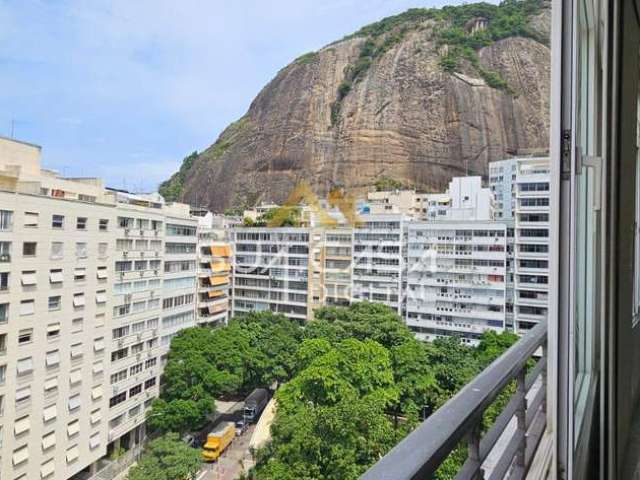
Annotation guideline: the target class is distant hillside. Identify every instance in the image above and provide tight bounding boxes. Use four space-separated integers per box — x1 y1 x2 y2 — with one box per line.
160 0 550 211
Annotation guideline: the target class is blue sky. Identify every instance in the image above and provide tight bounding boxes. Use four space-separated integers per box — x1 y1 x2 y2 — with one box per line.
0 0 475 192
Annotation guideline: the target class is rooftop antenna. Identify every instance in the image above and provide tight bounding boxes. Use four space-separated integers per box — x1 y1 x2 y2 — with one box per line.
10 118 15 138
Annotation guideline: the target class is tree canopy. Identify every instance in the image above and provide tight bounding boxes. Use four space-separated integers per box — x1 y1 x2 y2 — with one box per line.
149 303 519 480
127 433 201 480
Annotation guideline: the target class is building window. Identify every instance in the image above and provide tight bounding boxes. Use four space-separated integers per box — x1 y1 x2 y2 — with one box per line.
0 333 5 354
0 210 13 230
99 219 109 231
23 212 38 228
68 394 81 412
76 217 87 230
129 384 142 397
75 242 87 259
70 343 83 359
19 300 35 316
109 392 127 408
71 318 83 332
45 350 60 368
18 329 33 345
74 267 86 281
16 357 33 376
111 347 128 362
0 273 8 291
73 293 85 308
51 214 64 229
98 242 108 258
49 268 64 284
0 303 7 323
0 241 10 261
50 241 64 259
22 242 37 257
144 377 156 389
48 296 61 311
0 364 5 384
46 323 61 340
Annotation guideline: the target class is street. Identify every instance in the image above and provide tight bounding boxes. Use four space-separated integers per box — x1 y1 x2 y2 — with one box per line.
197 424 256 480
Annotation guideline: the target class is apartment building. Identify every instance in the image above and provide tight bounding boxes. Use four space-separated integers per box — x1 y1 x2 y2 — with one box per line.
0 136 203 480
231 228 311 322
351 214 406 314
0 137 117 480
513 157 550 333
319 228 353 308
195 213 232 327
405 221 508 344
489 158 519 220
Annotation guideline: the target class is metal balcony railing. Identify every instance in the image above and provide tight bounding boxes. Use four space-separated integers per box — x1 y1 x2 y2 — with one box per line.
361 321 547 480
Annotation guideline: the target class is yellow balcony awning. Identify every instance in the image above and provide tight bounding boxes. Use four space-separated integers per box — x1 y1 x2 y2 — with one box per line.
209 276 229 286
211 245 232 257
210 262 231 273
208 290 225 298
208 304 227 314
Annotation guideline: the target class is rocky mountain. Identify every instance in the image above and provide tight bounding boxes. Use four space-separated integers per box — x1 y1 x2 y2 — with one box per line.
160 0 550 212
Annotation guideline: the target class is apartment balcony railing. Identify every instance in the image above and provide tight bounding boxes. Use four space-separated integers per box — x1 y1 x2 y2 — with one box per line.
362 321 547 480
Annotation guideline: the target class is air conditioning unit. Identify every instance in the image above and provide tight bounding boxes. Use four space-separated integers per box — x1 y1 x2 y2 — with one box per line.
154 230 159 236
140 251 145 258
118 339 124 347
0 253 10 262
154 270 158 275
137 333 142 341
125 229 130 236
152 329 158 336
112 385 119 394
155 251 159 257
123 251 128 258
140 229 144 236
136 353 142 361
149 290 155 297
120 272 125 280
124 294 132 303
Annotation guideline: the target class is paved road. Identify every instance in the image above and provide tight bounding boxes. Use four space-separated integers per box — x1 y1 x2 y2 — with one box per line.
198 424 256 480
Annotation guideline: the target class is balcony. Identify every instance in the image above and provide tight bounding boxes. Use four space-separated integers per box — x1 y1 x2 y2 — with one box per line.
362 321 547 480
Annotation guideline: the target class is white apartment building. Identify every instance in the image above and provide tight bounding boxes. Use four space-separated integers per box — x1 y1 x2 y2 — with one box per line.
405 221 508 344
352 214 406 314
0 137 117 480
231 228 311 322
513 158 550 333
0 136 202 480
489 158 519 220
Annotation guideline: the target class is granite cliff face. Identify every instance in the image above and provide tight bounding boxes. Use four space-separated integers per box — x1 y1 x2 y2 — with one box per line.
160 1 550 211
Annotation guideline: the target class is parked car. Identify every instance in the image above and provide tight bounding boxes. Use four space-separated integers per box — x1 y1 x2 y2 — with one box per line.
235 420 247 436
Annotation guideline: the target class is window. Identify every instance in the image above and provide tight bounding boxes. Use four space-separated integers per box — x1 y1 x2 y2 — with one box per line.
20 300 35 316
130 363 143 375
50 241 64 259
46 350 60 367
70 343 83 359
75 242 87 258
0 333 5 353
69 369 82 386
0 241 10 260
0 272 8 291
71 318 83 332
21 270 37 286
90 408 102 425
129 384 142 397
76 217 87 230
144 377 157 389
41 458 55 478
48 295 61 311
99 218 109 231
42 431 56 450
111 347 128 362
0 303 6 323
109 392 127 407
95 313 106 327
73 293 85 308
22 242 36 256
14 414 30 435
49 269 63 283
90 432 101 450
18 329 33 345
68 394 81 411
0 210 13 230
44 377 58 394
66 444 79 463
93 337 105 352
93 360 104 374
47 323 61 339
131 342 143 354
51 214 64 229
91 385 103 400
95 290 107 304
145 357 157 369
43 404 57 422
112 326 129 339
111 369 127 384
16 385 31 403
17 357 33 376
23 212 38 228
97 266 108 279
0 364 5 384
12 445 29 466
74 267 86 281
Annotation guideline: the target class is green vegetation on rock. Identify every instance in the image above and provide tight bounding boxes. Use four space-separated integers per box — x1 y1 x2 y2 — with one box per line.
159 115 251 203
374 176 407 191
330 0 546 126
294 51 319 65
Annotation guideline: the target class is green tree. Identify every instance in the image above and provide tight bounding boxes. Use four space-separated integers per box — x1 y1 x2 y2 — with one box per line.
127 433 201 480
